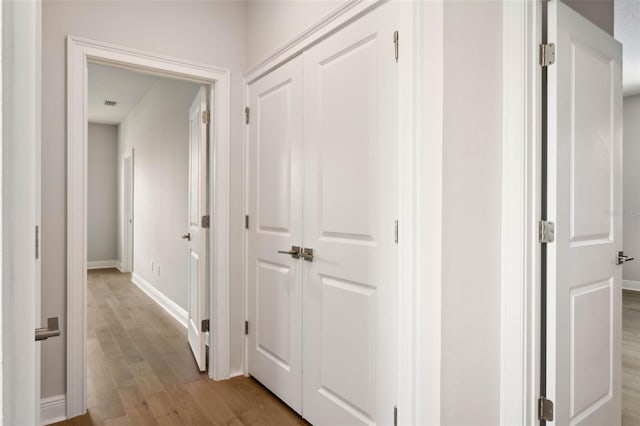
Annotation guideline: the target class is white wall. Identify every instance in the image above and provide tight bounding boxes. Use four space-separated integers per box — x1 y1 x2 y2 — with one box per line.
441 2 503 424
41 0 247 399
623 95 640 283
87 123 118 264
246 0 345 69
118 78 199 310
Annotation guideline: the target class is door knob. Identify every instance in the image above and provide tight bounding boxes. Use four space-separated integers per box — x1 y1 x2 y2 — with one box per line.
35 317 60 341
617 251 634 265
182 233 191 241
278 246 301 259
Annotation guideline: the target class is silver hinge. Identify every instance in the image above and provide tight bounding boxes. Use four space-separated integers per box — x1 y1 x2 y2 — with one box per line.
393 406 397 426
245 215 250 230
394 220 399 244
35 225 39 260
202 215 210 229
202 110 210 124
245 107 250 124
539 220 555 243
540 43 556 66
245 320 249 335
201 319 210 332
538 397 554 421
393 31 399 62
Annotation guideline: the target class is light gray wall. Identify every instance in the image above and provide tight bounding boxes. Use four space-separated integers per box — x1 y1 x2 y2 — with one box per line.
565 0 614 35
441 2 502 424
87 123 118 264
118 78 200 310
624 95 640 282
41 0 247 398
246 0 345 69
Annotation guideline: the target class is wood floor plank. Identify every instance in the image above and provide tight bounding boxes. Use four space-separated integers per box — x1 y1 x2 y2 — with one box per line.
53 268 306 426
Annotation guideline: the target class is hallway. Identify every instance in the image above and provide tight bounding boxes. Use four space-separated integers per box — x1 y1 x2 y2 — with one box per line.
54 269 306 425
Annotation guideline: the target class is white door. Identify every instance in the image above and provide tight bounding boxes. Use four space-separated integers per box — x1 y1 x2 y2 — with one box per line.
187 87 209 371
547 2 623 425
247 56 304 413
122 153 134 272
302 3 399 425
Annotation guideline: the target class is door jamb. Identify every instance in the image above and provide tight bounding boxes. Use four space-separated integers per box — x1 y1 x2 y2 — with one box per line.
500 1 542 425
121 150 134 273
66 36 232 418
241 1 444 423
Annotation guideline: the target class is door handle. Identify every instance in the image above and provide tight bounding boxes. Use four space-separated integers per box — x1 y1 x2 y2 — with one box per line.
278 246 301 259
301 248 314 262
617 251 635 265
35 317 60 341
182 233 191 241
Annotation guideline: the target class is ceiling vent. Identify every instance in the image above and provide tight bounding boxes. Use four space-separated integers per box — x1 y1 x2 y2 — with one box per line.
104 100 117 107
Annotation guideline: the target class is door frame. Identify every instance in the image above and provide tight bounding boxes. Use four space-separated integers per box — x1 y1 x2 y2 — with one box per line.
121 150 134 273
500 1 543 425
242 1 444 423
66 36 232 418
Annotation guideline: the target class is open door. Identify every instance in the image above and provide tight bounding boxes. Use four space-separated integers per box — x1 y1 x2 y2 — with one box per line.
122 152 134 272
186 86 209 371
546 2 623 424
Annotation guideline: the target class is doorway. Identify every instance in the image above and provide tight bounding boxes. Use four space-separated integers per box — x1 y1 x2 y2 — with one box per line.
66 37 232 418
121 152 133 273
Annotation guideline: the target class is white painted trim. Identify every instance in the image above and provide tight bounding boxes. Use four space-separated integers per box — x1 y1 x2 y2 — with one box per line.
501 2 542 425
229 369 244 378
86 260 120 270
241 1 443 423
130 273 187 328
244 0 385 84
623 280 640 292
66 36 231 419
40 395 66 425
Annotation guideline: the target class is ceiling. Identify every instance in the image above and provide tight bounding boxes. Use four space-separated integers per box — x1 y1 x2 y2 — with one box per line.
615 0 640 96
88 63 158 124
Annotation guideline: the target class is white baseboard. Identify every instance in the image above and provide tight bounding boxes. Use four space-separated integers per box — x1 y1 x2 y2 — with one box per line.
229 369 245 378
87 260 121 270
131 272 188 328
623 280 640 292
41 394 66 425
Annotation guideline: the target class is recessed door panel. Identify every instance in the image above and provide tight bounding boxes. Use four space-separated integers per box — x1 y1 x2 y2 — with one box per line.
258 82 293 234
247 56 303 414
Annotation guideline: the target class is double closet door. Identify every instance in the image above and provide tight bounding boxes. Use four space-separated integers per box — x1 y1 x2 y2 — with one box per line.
247 3 398 425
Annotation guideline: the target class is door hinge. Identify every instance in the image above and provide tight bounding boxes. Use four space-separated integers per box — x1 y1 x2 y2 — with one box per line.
393 406 397 426
245 320 249 335
245 215 250 230
539 43 556 66
539 220 555 243
245 107 250 124
202 215 210 229
393 31 399 62
394 220 399 244
537 397 554 421
35 225 39 260
202 110 210 124
201 319 210 332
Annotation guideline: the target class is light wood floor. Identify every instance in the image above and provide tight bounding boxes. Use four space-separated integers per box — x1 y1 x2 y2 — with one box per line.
624 290 640 425
53 268 306 426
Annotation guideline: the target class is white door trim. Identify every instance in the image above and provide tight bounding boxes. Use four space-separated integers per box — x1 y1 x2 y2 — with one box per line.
500 2 542 425
66 36 232 418
241 1 444 424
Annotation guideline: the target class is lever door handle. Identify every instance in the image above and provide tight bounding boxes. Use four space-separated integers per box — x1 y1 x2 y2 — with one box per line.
278 246 301 259
182 233 191 241
617 251 635 265
35 317 60 341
